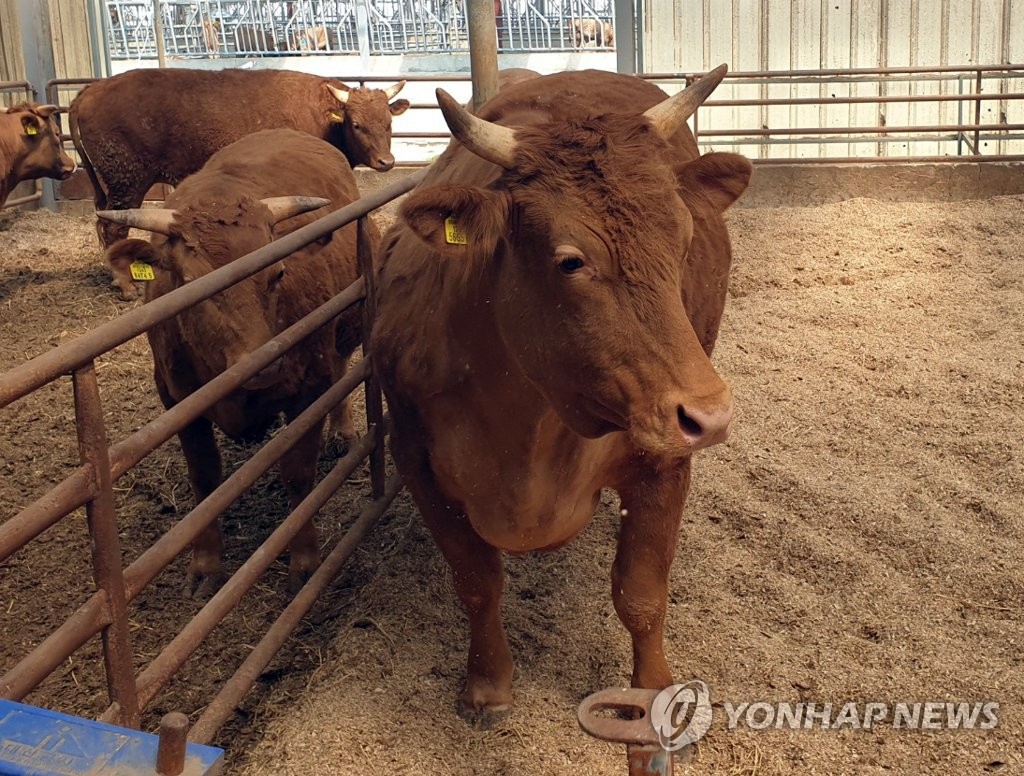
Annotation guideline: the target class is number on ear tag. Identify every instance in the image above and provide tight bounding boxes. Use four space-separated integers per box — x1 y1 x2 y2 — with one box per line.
444 217 468 245
24 124 38 136
130 261 155 281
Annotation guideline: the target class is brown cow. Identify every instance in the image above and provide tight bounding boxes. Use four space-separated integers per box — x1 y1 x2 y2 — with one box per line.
0 103 76 207
68 68 407 273
100 129 373 598
571 18 614 47
372 66 751 728
289 26 331 52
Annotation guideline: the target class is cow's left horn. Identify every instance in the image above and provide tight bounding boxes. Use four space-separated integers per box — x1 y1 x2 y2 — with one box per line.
259 196 330 224
326 83 350 105
643 63 728 141
96 208 176 235
383 80 406 100
436 88 517 170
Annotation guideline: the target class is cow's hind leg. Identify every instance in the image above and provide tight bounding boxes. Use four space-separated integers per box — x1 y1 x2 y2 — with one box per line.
277 417 325 592
612 458 691 691
393 438 513 729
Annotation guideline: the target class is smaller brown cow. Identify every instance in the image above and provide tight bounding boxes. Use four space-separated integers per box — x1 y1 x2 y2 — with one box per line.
570 18 614 47
100 129 373 598
0 103 76 207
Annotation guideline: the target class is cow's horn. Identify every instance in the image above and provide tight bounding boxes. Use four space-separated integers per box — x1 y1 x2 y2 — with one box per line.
37 104 60 115
436 88 517 170
259 196 330 224
326 83 350 104
383 80 406 100
643 63 728 140
96 208 176 235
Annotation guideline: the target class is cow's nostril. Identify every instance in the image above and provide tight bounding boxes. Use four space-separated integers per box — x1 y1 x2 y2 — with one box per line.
677 406 704 439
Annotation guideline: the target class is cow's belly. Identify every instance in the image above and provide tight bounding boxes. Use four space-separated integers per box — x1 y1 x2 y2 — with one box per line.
427 406 626 553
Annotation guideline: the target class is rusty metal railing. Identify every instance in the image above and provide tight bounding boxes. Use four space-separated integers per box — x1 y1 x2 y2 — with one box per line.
0 166 426 741
0 81 45 209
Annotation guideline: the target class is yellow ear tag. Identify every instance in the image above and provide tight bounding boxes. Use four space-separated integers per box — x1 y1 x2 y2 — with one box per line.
444 216 468 245
24 124 38 136
329 112 343 122
129 261 155 281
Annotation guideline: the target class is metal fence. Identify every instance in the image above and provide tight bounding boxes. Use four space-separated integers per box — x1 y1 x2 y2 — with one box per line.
104 0 615 59
0 170 423 740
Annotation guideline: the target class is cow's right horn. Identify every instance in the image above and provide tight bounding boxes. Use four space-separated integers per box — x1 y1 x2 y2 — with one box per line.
383 80 406 100
436 88 517 170
259 196 330 224
643 63 728 141
96 208 176 235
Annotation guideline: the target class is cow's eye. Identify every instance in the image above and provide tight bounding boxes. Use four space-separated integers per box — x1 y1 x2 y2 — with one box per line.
558 256 586 275
352 121 362 131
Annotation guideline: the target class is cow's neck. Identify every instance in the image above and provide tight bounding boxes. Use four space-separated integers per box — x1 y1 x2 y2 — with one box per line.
424 289 620 553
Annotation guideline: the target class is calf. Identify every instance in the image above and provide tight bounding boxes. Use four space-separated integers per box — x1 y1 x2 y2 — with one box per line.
101 129 374 598
0 103 76 207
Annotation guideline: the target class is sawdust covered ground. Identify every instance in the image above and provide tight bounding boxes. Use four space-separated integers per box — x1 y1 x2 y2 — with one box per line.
0 194 1022 775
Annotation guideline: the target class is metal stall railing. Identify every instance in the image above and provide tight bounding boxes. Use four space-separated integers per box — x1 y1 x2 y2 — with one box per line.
0 167 425 742
1 81 45 210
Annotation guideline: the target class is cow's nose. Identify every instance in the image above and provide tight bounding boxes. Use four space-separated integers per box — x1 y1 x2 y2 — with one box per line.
677 395 733 451
374 154 395 171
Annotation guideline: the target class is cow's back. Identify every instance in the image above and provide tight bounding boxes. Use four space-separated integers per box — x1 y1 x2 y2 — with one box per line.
71 69 335 185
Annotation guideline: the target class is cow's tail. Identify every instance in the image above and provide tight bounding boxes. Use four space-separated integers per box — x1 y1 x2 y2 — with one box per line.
68 102 107 211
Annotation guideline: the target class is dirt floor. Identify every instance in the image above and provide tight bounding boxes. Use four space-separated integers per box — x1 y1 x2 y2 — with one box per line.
0 192 1022 776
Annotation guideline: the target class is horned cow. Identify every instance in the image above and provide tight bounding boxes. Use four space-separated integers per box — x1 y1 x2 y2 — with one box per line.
101 129 375 598
372 66 751 729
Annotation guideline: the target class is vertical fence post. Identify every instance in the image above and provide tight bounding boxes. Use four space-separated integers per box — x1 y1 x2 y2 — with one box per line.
72 362 140 728
358 217 386 499
973 69 983 156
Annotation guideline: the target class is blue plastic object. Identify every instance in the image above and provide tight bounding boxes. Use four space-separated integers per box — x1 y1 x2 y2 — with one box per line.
0 699 223 775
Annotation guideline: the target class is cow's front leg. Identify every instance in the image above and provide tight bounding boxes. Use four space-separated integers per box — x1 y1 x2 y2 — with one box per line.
177 415 226 600
278 417 326 592
613 458 691 690
394 442 513 728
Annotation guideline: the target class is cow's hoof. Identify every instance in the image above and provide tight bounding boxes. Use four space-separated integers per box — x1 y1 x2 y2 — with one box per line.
286 566 315 595
185 570 225 601
457 698 512 731
324 430 359 458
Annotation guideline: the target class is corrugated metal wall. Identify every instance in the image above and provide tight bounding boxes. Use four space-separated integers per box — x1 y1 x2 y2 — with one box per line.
642 0 1024 157
1 0 97 86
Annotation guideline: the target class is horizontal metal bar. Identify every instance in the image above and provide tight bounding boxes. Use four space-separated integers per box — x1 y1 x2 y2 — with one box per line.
0 466 96 565
122 358 371 602
0 277 365 568
0 591 110 701
1 185 43 210
751 153 1024 166
705 92 1024 108
189 473 404 745
107 278 365 480
643 63 1024 80
126 429 378 714
0 167 427 409
700 123 1024 138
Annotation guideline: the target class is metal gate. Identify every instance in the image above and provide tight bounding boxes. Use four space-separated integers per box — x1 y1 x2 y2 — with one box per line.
0 169 423 743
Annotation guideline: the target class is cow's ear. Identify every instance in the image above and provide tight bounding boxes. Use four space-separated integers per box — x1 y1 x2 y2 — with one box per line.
400 184 509 259
676 152 752 212
106 238 168 276
389 99 410 117
20 114 42 137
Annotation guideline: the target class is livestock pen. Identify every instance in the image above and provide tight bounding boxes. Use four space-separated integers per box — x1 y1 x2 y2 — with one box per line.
1 65 1023 775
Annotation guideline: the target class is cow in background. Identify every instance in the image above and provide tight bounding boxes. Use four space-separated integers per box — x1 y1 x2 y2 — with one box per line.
372 66 750 728
571 18 614 47
100 129 374 598
289 26 332 52
0 103 76 207
69 68 407 294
